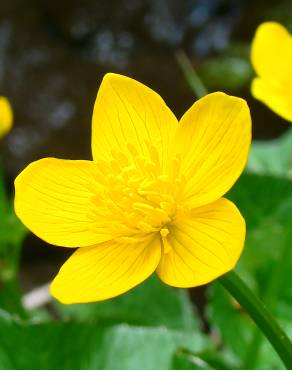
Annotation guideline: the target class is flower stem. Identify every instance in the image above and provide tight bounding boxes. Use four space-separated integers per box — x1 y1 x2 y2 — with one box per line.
219 271 292 369
175 51 208 99
243 237 290 369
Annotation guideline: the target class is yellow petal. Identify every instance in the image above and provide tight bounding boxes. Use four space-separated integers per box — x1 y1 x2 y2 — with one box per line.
91 73 178 170
50 236 161 303
251 22 292 83
0 97 13 139
156 198 245 287
250 22 292 121
252 78 292 122
14 158 112 247
175 92 251 208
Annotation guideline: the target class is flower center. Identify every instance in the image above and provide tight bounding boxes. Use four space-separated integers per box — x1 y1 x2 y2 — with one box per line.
89 143 186 243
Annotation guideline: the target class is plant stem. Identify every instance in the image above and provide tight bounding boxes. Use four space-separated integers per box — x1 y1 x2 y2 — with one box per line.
175 51 208 99
243 232 291 369
219 271 292 369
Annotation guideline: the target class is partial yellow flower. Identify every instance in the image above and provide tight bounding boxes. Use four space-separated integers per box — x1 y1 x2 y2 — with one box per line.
251 22 292 121
0 97 13 138
14 73 251 303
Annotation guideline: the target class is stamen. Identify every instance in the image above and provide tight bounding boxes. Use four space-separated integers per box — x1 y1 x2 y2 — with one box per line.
160 227 169 238
89 146 187 246
127 143 139 158
111 150 129 166
133 202 154 213
161 232 172 254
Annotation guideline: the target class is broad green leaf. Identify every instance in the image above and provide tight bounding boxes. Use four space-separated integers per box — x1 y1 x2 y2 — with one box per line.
227 173 292 230
0 309 105 370
0 310 212 370
99 325 210 370
247 128 292 178
54 275 198 330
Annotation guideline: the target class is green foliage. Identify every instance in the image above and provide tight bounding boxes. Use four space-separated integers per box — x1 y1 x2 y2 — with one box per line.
247 128 292 178
0 168 27 248
209 171 292 369
0 310 211 370
0 167 27 315
171 351 208 370
170 349 237 370
198 44 252 91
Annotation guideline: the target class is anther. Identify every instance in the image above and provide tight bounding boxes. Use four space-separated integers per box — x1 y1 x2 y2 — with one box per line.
127 143 139 158
161 233 172 254
160 227 169 238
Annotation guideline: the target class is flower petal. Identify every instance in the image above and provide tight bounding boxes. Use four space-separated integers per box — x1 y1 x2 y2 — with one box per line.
50 236 161 303
91 73 178 169
252 78 292 122
251 22 292 83
14 158 112 247
250 22 292 121
175 92 251 208
0 97 13 139
156 198 245 287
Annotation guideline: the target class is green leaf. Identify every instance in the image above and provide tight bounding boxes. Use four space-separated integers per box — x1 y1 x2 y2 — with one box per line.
227 172 292 230
170 349 237 370
0 311 212 370
0 310 105 370
100 325 210 370
247 128 292 178
198 43 252 91
0 167 27 316
54 275 198 330
209 173 292 369
171 351 207 370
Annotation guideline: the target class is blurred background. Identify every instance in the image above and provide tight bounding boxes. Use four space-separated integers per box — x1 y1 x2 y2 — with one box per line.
1 1 292 369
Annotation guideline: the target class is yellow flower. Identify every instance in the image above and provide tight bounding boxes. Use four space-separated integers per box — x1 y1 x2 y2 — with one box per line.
14 73 251 303
251 22 292 121
0 97 13 139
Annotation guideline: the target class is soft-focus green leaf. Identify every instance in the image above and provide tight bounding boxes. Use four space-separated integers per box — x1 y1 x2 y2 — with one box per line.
54 275 198 330
227 173 292 230
171 349 237 370
247 128 292 178
198 43 252 91
0 309 105 370
0 310 212 370
171 351 205 370
100 325 210 370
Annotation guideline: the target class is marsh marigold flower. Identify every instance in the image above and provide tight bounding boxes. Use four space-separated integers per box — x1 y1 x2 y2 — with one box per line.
0 97 13 139
251 22 292 121
15 73 251 303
